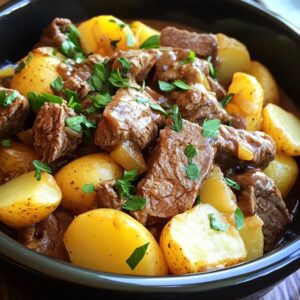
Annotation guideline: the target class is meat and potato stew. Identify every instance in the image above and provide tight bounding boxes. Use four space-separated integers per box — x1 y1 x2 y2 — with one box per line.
0 15 299 276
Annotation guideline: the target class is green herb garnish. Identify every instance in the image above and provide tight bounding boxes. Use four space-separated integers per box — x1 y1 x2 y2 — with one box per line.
169 105 183 132
65 114 96 138
139 35 160 49
207 56 216 79
208 213 229 232
1 139 11 148
158 80 190 92
82 183 95 193
0 90 18 108
185 163 200 180
223 177 241 190
180 50 195 65
220 93 234 108
87 93 112 114
32 160 52 181
14 61 26 73
51 76 64 92
109 69 132 88
126 242 149 270
184 144 197 162
118 57 131 74
88 61 111 94
26 53 33 64
201 119 221 138
234 208 245 230
27 92 63 113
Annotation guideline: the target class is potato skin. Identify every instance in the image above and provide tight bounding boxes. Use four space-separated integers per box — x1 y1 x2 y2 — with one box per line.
55 153 123 215
264 153 298 198
10 47 61 97
262 104 300 156
63 208 168 275
0 171 61 229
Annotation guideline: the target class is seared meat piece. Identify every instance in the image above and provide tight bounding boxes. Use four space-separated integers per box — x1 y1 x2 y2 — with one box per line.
112 49 160 82
18 210 73 261
59 54 106 99
95 180 125 210
233 169 291 252
36 17 72 48
33 103 82 163
160 27 218 59
133 120 216 225
0 88 30 138
94 88 165 151
215 125 276 170
207 76 226 100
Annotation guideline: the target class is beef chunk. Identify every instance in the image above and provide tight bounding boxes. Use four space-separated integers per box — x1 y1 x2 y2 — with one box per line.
59 54 106 99
94 88 165 151
233 169 291 252
112 49 160 82
216 125 276 170
33 103 82 163
95 180 125 209
160 27 218 59
0 88 30 138
18 210 73 261
207 76 226 100
36 17 72 48
133 120 216 225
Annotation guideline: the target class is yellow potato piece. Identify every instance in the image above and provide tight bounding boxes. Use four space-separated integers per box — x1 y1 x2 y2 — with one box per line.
238 142 254 161
79 15 136 56
264 153 298 198
110 141 147 174
0 171 61 228
10 47 62 97
131 21 159 48
248 61 280 106
262 104 300 156
55 153 122 215
160 204 246 274
64 208 168 275
200 165 237 214
239 214 264 261
216 33 251 85
227 72 264 131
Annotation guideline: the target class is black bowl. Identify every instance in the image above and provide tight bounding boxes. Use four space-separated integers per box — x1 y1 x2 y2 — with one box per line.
0 0 300 299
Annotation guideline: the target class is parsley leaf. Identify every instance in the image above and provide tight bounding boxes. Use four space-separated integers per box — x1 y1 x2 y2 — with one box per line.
65 114 96 138
88 61 111 94
122 195 146 211
0 90 18 108
26 53 33 64
64 89 82 113
172 80 191 91
185 163 200 180
169 105 183 132
51 76 63 92
136 96 150 105
223 177 241 190
202 119 221 138
15 61 26 73
1 139 11 148
118 57 131 74
220 93 234 108
180 50 195 65
82 183 95 193
158 80 190 92
32 160 52 181
207 56 216 79
139 35 160 49
184 144 197 161
87 93 112 114
27 92 63 113
234 208 245 230
109 69 132 88
126 242 149 270
208 213 229 232
149 103 168 115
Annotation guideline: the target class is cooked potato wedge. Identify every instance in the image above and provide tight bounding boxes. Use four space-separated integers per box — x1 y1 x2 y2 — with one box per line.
55 153 123 215
78 15 136 56
248 61 280 106
264 153 298 198
64 208 168 275
0 171 61 228
110 141 147 174
262 104 300 156
160 204 246 274
131 21 159 48
10 47 62 97
227 72 264 131
200 165 237 213
216 33 251 85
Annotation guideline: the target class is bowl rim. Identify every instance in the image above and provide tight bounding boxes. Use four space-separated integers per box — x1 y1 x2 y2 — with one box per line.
0 0 300 293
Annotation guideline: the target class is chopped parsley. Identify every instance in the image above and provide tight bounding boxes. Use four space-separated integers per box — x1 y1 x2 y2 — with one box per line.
51 76 64 92
234 208 245 230
201 119 221 138
87 93 112 114
65 89 82 113
184 144 200 180
27 92 63 113
158 80 190 92
135 97 168 115
1 139 11 148
139 35 160 49
184 144 197 162
88 61 111 94
208 213 229 232
14 61 26 73
180 50 195 65
109 69 132 88
118 57 131 74
0 90 18 108
126 242 149 270
82 183 95 193
65 114 96 138
220 93 234 108
223 177 241 190
32 160 52 181
169 105 183 132
26 53 33 64
207 56 216 79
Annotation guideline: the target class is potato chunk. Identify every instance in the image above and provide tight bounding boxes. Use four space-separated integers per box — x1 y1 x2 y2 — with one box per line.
227 72 264 131
200 165 237 213
216 33 251 85
248 61 280 106
262 104 300 156
131 21 159 48
0 171 61 228
264 153 298 198
64 208 168 275
160 204 246 274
